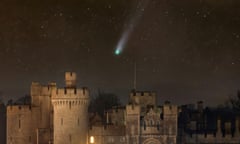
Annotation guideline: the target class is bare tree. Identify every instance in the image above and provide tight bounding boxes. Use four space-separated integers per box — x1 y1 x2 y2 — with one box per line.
229 90 240 111
89 90 121 117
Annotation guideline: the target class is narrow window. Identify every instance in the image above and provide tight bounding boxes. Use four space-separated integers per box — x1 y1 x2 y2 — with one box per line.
78 118 79 126
29 136 31 142
144 121 146 130
19 119 21 129
69 134 72 142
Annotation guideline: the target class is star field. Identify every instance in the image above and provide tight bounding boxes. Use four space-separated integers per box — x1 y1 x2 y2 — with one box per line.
0 0 240 106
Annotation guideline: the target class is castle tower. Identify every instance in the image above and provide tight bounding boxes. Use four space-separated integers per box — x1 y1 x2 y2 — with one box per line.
163 102 178 144
51 72 89 144
31 82 56 129
126 104 141 144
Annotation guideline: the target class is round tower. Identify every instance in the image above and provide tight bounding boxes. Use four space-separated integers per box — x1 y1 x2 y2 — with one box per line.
51 72 89 144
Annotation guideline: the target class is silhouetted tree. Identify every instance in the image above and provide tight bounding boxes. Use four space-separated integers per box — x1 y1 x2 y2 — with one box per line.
15 95 31 105
7 99 13 105
89 91 121 117
229 90 240 111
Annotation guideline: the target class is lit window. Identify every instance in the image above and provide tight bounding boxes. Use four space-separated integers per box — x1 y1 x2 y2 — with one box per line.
90 136 94 143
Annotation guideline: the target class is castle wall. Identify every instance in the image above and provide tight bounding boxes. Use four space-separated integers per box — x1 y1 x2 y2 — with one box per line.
106 107 125 125
184 133 240 144
163 104 178 136
125 104 140 144
52 87 89 144
37 128 51 144
5 72 181 144
89 125 126 144
129 91 157 108
183 119 240 144
7 105 40 144
31 82 55 129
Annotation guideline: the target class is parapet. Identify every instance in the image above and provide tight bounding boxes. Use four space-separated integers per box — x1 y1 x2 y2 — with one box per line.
163 103 178 115
130 91 156 97
51 87 89 99
7 105 34 113
129 91 157 106
126 104 140 115
31 82 57 96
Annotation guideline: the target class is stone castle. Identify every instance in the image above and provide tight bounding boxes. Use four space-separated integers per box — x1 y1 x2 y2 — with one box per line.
89 91 178 144
178 102 240 144
4 72 240 144
6 72 178 144
7 72 89 144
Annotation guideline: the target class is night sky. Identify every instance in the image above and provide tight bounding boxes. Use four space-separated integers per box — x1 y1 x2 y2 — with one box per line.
0 0 240 106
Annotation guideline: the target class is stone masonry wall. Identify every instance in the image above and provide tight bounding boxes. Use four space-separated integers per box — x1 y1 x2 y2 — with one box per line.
7 105 40 144
52 87 89 144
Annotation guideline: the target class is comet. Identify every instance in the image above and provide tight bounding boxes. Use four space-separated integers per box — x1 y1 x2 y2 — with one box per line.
114 0 149 55
115 29 131 55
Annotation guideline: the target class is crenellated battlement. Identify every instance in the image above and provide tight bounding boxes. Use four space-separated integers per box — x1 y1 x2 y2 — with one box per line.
126 104 140 115
163 104 178 115
51 87 89 99
130 91 156 97
129 91 157 107
31 82 56 96
7 105 33 113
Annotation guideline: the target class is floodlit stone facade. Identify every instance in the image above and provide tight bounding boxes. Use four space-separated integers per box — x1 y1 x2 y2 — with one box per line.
89 91 178 144
52 72 89 144
7 105 40 144
6 72 89 144
6 72 178 144
6 72 240 144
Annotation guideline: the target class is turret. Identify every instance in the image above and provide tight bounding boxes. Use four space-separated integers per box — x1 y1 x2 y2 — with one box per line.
65 72 77 88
